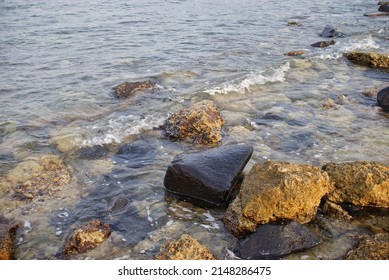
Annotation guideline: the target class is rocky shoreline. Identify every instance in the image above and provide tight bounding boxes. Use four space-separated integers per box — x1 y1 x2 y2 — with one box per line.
1 1 389 261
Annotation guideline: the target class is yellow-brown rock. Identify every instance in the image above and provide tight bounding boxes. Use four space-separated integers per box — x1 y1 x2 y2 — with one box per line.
163 100 225 145
346 233 389 260
62 220 111 256
155 234 216 260
224 161 331 238
114 81 155 99
345 51 389 68
323 161 389 208
0 216 19 260
7 155 72 200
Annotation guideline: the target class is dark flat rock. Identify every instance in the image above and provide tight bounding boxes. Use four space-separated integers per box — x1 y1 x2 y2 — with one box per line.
164 144 253 207
377 86 389 111
234 221 320 259
379 4 389 12
311 40 336 48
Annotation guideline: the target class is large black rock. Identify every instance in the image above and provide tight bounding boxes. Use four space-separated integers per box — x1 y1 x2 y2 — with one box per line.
164 144 253 207
378 4 389 13
234 221 320 259
377 86 389 111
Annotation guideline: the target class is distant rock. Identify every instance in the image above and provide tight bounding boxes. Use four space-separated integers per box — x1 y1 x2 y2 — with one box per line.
224 161 331 238
364 12 389 17
114 81 155 99
323 161 389 208
61 220 111 256
163 100 225 145
378 4 389 12
346 233 389 260
0 216 19 260
311 40 336 48
320 98 339 109
7 155 72 200
320 25 344 38
284 50 308 56
378 1 389 5
164 144 253 207
287 20 301 26
377 86 389 111
155 234 216 260
234 221 320 259
346 51 389 68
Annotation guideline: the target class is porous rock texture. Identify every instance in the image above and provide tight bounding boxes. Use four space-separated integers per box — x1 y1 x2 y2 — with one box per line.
345 51 389 68
163 100 225 145
114 81 155 99
155 234 216 260
323 161 389 208
224 161 331 238
346 233 389 260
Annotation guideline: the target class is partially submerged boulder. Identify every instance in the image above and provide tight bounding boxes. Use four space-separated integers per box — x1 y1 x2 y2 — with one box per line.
0 216 19 260
378 4 389 12
164 144 253 207
234 221 320 259
323 161 389 208
61 220 111 256
163 100 225 145
224 161 331 238
284 50 308 56
320 25 343 38
7 155 72 200
345 51 389 68
155 234 216 260
346 233 389 260
114 81 155 99
377 86 389 111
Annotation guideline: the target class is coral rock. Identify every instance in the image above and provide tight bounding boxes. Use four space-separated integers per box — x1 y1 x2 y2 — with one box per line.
62 220 111 256
224 161 331 238
155 234 216 260
163 100 225 144
345 51 389 68
323 161 389 208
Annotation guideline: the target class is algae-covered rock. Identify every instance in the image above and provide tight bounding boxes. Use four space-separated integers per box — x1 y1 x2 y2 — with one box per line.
346 233 389 260
61 220 111 256
323 161 389 208
155 234 216 260
163 100 225 145
114 81 155 99
0 216 19 260
224 161 331 238
7 155 72 200
345 51 389 68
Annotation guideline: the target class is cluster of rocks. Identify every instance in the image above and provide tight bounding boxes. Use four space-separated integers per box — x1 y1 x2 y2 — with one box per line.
160 143 389 260
364 2 389 17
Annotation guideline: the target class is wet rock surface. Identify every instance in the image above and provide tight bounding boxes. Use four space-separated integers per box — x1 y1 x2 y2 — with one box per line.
7 155 72 200
345 51 389 68
346 233 389 260
234 221 320 259
311 40 336 48
155 234 216 260
61 219 111 257
284 50 308 56
163 100 225 145
378 4 389 12
164 144 253 207
114 81 155 99
377 86 389 111
224 161 331 238
323 161 389 208
0 216 19 260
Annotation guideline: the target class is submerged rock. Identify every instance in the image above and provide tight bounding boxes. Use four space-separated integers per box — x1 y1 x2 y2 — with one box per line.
164 144 253 207
345 51 389 68
323 161 389 208
224 161 331 238
234 221 320 260
114 81 155 99
7 155 72 200
320 25 343 38
364 12 389 17
163 100 225 145
155 234 216 260
0 216 19 260
346 233 389 260
61 220 111 256
377 86 389 111
284 50 308 56
320 98 339 109
311 40 336 48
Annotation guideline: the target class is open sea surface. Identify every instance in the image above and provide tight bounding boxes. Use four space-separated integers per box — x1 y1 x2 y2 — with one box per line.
0 0 388 259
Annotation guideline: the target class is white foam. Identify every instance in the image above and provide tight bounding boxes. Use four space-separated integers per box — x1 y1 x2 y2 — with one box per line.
206 62 290 95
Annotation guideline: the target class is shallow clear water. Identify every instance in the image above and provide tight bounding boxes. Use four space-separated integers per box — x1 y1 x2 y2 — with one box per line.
0 0 388 259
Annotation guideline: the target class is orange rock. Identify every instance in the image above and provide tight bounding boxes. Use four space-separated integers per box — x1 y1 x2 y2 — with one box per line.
0 216 19 260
